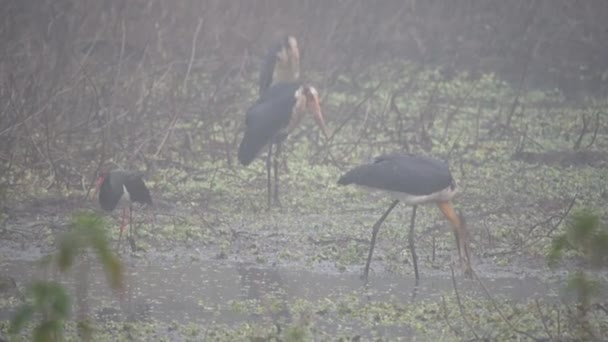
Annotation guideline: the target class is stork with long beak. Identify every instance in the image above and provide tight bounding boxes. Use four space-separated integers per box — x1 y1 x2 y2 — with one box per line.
338 153 472 283
238 82 327 208
92 169 153 248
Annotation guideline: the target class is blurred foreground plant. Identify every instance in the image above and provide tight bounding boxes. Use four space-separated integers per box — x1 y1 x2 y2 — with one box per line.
10 211 123 341
547 208 608 339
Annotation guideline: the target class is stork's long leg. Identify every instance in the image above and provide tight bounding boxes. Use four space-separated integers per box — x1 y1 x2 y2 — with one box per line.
128 204 137 252
273 142 282 207
408 205 420 283
128 205 133 240
266 142 274 210
119 207 127 249
363 200 400 282
458 210 472 276
437 201 472 277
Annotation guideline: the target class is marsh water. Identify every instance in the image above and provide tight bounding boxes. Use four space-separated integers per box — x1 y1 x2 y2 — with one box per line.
0 255 555 324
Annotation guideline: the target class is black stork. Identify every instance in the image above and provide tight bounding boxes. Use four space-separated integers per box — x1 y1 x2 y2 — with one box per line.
258 35 300 96
337 153 472 282
92 169 153 247
238 82 328 208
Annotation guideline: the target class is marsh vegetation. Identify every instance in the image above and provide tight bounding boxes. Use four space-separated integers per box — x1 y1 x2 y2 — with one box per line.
1 1 607 340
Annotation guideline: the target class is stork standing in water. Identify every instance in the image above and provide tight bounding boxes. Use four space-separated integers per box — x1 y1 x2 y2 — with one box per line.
240 35 302 208
238 82 327 208
338 153 472 282
92 169 152 248
258 35 300 95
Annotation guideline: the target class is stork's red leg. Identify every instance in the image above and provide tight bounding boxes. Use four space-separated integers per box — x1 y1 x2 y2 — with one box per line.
363 200 399 282
128 204 138 252
437 201 472 277
408 205 420 284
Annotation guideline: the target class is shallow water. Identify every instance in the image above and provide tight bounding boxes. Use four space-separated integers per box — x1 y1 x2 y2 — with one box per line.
0 257 555 325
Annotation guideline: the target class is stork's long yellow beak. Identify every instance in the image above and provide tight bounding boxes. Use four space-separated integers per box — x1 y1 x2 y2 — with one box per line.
308 95 328 139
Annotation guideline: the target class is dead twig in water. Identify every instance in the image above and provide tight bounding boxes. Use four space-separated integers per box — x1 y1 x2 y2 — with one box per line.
586 110 601 149
471 269 543 341
307 236 369 246
449 266 480 340
497 192 579 255
441 295 461 338
573 111 593 150
535 299 554 341
546 192 578 237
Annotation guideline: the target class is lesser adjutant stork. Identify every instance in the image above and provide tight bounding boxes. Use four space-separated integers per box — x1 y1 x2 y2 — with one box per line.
238 82 327 208
92 168 153 247
258 35 300 95
338 153 472 282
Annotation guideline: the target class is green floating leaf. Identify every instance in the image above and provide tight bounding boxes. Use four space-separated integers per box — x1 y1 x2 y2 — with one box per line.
33 320 63 342
566 209 599 245
547 235 567 268
104 255 124 291
589 232 608 267
30 282 71 318
64 211 123 289
566 271 600 305
548 208 607 269
57 233 79 272
50 286 71 318
9 304 35 334
77 319 94 341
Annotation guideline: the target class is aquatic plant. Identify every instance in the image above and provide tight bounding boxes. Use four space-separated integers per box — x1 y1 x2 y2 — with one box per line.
9 212 123 341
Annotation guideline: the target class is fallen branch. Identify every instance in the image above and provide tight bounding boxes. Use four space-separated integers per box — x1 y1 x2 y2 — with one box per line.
535 299 554 340
546 192 578 237
441 295 461 338
450 266 480 340
0 86 75 137
472 269 543 341
182 17 205 92
326 81 384 144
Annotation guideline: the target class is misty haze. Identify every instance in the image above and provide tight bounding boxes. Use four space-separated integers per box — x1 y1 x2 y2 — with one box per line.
1 1 607 341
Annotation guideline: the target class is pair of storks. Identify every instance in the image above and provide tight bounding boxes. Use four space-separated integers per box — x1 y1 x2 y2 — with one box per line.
94 35 473 279
236 35 472 279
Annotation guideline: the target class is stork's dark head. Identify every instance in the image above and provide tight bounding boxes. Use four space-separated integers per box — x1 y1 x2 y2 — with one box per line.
91 170 110 200
292 85 327 138
91 175 105 201
91 163 119 200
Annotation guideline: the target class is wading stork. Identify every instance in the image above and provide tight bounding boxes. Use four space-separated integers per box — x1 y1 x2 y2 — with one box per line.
238 82 327 208
92 169 153 248
337 153 472 282
259 35 300 95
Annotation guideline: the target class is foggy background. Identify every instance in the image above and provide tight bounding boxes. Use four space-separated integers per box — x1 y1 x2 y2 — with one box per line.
1 1 608 340
1 0 606 189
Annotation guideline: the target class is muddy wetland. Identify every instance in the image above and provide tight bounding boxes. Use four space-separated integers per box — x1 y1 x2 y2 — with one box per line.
2 1 608 341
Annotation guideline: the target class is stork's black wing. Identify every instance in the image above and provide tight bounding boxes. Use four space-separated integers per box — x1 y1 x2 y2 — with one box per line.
99 177 123 211
238 83 300 165
124 173 152 205
338 153 454 196
258 40 283 95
